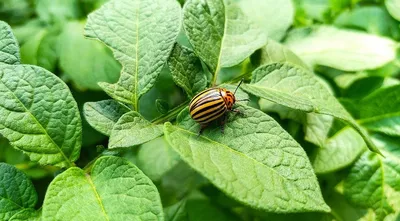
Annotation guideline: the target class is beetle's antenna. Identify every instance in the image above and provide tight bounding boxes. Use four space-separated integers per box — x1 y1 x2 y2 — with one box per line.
234 78 244 95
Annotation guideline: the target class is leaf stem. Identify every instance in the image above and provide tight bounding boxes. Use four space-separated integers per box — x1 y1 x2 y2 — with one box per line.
152 100 189 124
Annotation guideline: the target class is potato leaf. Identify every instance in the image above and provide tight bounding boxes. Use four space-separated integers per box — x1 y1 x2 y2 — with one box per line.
42 156 163 220
0 163 37 220
164 105 330 213
83 99 130 136
108 111 163 149
183 0 266 84
285 26 397 71
241 63 381 154
85 0 181 110
0 21 20 65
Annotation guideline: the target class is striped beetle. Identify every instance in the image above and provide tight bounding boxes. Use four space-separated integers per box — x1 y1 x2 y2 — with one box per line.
189 79 246 134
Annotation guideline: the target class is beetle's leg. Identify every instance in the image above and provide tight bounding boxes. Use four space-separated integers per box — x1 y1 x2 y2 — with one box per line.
197 124 207 136
220 113 227 134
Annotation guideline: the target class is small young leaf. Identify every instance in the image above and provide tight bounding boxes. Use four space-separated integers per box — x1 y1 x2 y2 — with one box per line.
168 44 207 97
385 0 400 21
59 21 121 90
236 0 294 41
241 63 381 155
109 111 163 149
9 209 41 221
156 99 170 115
0 21 20 65
312 128 365 174
285 26 397 71
85 0 181 110
83 99 130 136
183 0 266 84
137 137 180 181
0 163 37 220
164 105 330 213
358 85 400 136
0 65 82 167
42 156 164 220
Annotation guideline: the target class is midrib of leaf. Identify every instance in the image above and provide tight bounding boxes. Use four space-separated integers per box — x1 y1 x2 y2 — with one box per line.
134 1 140 111
211 0 227 86
0 77 73 167
85 174 109 221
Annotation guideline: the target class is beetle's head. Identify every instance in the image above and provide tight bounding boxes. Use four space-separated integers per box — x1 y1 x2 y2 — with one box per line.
220 88 235 110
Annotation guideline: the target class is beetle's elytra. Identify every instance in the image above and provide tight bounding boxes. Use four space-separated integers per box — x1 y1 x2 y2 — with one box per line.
189 79 244 134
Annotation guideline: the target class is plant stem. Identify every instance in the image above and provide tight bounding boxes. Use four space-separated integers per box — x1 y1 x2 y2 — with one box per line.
152 100 189 124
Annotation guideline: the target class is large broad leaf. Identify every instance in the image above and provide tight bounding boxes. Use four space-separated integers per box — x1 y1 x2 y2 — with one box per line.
344 134 400 220
0 163 37 220
0 65 82 168
42 156 164 220
167 44 207 97
108 111 163 149
183 0 266 84
358 85 400 137
312 128 365 174
285 26 397 71
386 0 400 21
241 63 381 154
85 0 181 110
164 105 330 213
236 0 294 41
0 21 20 65
59 21 121 90
83 99 129 136
137 137 180 181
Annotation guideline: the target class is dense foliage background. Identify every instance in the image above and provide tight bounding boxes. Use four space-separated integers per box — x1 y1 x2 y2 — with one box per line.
0 0 400 220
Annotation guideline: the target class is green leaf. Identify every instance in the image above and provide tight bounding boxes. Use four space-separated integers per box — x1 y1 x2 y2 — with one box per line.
137 137 180 181
35 0 82 23
83 99 130 136
0 65 82 168
156 99 170 115
164 105 330 213
252 39 309 70
186 197 238 221
241 63 381 155
85 0 181 110
312 128 365 174
386 0 400 21
285 26 397 71
183 0 266 84
0 163 37 220
20 28 59 72
59 21 121 90
0 21 20 65
42 156 164 220
358 84 400 136
168 44 207 97
344 134 400 220
9 209 41 221
334 6 400 39
109 111 163 149
236 0 294 41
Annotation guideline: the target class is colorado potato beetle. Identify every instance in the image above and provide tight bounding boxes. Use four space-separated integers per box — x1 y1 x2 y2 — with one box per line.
189 79 246 134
